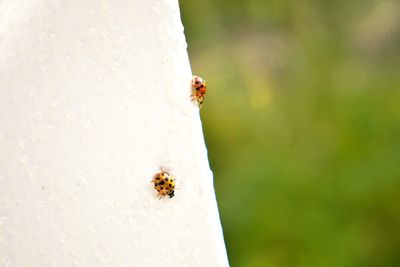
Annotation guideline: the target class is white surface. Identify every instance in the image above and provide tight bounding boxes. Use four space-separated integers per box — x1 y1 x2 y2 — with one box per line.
0 0 229 266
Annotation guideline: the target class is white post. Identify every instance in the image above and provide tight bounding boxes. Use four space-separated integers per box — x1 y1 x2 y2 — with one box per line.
0 0 229 266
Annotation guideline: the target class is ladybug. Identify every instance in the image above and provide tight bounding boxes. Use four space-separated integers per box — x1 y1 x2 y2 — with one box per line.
152 170 175 198
191 75 207 108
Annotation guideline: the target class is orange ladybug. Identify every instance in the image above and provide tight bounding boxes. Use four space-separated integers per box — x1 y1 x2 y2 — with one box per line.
152 170 175 199
191 75 207 108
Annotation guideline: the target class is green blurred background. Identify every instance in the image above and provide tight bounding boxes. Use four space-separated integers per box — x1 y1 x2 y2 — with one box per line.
180 1 400 267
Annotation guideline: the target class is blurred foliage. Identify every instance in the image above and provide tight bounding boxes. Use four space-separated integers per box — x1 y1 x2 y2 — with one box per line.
180 0 400 266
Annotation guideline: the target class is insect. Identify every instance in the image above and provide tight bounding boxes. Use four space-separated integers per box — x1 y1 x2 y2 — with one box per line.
191 75 207 108
152 170 175 198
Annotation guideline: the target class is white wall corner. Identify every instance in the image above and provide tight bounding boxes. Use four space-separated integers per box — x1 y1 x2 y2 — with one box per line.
0 0 229 266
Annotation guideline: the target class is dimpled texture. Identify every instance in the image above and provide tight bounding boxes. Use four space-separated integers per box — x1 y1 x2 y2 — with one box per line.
0 0 229 266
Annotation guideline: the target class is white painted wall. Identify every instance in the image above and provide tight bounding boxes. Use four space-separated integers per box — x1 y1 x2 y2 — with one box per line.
0 0 229 266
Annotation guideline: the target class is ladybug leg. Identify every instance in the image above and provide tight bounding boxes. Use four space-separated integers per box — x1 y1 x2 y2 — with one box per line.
159 168 169 176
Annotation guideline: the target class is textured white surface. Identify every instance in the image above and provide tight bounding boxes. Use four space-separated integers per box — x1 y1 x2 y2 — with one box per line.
0 0 229 266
